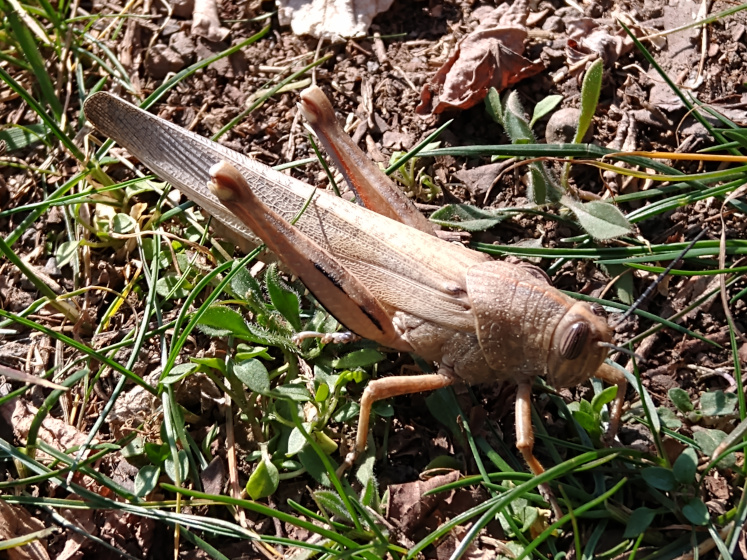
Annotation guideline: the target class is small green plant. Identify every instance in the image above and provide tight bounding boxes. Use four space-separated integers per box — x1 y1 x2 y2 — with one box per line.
567 385 619 442
485 87 561 206
635 447 708 529
388 142 442 202
663 387 738 467
481 60 632 241
189 263 388 499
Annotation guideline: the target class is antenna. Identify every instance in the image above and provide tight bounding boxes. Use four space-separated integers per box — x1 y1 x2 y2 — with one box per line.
597 341 645 362
612 229 707 327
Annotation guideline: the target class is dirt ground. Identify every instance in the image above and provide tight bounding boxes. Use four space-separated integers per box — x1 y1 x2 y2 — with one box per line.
2 0 747 558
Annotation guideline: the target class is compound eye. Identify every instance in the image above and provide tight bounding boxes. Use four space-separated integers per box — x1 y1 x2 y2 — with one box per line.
560 322 589 360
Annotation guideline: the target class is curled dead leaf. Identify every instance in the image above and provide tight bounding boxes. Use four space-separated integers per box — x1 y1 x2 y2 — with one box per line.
386 471 461 534
0 500 50 560
416 2 544 115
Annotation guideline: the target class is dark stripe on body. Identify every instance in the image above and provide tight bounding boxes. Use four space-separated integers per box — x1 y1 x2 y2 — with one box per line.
312 263 385 333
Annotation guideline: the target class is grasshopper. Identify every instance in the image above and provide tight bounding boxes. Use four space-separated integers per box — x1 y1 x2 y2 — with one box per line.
84 87 626 477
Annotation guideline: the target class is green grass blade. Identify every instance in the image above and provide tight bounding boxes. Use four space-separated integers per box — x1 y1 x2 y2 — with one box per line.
0 309 155 393
0 235 80 322
4 3 63 119
212 53 331 141
619 20 729 148
0 66 83 159
385 119 453 176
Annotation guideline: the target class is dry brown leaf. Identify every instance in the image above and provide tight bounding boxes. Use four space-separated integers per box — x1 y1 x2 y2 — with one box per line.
56 508 96 560
386 471 460 533
454 160 514 197
201 456 227 495
416 1 544 115
100 511 156 557
0 499 50 560
0 399 97 460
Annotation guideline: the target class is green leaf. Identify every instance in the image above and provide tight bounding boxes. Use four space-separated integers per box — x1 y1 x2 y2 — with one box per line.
265 264 302 331
355 444 377 502
336 369 367 389
278 459 302 470
229 264 264 302
331 349 386 369
527 163 561 205
700 390 737 417
155 273 192 300
623 507 656 538
579 399 594 416
516 506 540 534
641 466 676 491
191 356 226 373
241 322 295 348
134 465 160 497
196 305 253 339
55 240 80 268
0 123 51 151
668 387 694 412
572 410 601 439
429 204 508 232
270 383 311 402
425 389 467 449
575 58 603 143
673 447 698 485
560 196 632 240
315 490 354 523
235 345 271 361
372 401 394 417
144 442 170 465
246 458 279 500
140 238 170 270
315 431 338 455
657 406 682 430
112 213 136 234
314 364 339 393
527 164 547 205
600 263 635 305
503 92 535 144
485 87 504 125
164 449 190 484
591 385 618 415
234 359 271 394
425 455 462 470
682 497 709 526
693 429 736 468
298 445 331 486
332 401 359 423
314 382 330 403
530 95 563 128
496 542 525 559
121 437 145 460
287 425 310 456
359 475 379 510
161 362 199 385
